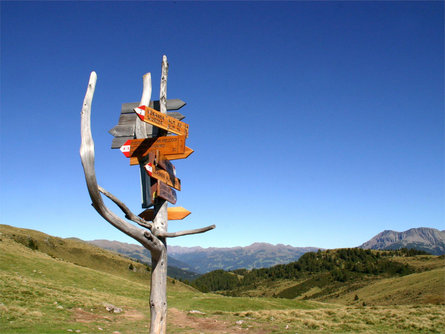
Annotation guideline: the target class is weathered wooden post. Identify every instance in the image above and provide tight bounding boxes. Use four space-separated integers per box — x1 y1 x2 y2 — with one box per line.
80 55 215 333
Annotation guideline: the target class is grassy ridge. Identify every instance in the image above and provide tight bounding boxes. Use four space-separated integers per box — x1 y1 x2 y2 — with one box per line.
0 224 153 284
190 247 445 306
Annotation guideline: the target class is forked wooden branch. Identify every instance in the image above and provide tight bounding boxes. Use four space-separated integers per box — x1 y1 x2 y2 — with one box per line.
157 224 216 238
98 186 153 230
79 71 162 254
80 65 215 334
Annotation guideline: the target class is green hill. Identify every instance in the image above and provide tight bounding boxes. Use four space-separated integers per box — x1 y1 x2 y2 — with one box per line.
190 248 445 306
1 224 444 333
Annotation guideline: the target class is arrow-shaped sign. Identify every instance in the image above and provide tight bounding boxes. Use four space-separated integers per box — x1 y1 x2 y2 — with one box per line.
151 180 177 205
153 151 176 175
142 151 180 190
120 135 186 158
134 106 189 137
121 100 186 114
144 162 181 191
139 207 191 221
110 100 186 149
130 146 194 165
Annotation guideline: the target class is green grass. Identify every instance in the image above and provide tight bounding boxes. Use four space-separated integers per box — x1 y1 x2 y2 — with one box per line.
1 224 444 334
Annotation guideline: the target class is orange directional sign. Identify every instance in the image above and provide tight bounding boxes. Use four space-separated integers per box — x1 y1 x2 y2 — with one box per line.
120 135 186 159
130 146 194 165
134 105 189 137
139 207 191 221
144 162 181 191
143 151 180 190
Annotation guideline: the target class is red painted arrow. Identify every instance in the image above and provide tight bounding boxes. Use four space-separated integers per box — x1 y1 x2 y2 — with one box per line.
120 140 131 158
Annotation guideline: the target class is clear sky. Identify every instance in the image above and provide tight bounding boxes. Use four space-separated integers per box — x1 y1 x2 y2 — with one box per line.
1 1 443 249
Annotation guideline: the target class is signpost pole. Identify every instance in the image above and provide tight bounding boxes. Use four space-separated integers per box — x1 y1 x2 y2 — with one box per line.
149 55 169 334
80 55 215 334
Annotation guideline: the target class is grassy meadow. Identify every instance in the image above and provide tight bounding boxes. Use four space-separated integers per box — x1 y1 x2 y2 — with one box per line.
1 224 444 333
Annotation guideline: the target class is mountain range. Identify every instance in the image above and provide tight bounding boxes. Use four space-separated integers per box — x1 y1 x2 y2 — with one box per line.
359 227 445 255
89 227 444 275
86 239 199 280
168 243 319 273
88 240 318 274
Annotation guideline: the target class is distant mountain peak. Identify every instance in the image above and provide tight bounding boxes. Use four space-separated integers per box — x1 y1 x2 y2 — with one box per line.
359 227 445 255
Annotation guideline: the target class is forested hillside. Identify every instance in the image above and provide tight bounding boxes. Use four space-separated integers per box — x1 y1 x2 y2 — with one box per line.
189 248 443 304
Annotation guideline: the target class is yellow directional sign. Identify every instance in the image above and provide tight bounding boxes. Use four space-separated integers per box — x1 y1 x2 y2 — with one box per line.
134 105 189 137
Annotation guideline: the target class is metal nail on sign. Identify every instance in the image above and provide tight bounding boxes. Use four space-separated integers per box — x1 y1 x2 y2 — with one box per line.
134 105 189 137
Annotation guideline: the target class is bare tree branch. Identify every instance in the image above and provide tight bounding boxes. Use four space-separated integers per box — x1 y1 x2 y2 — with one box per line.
79 71 163 254
98 186 153 230
157 224 216 238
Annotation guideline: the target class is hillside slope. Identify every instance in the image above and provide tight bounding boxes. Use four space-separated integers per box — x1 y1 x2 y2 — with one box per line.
191 248 445 306
1 225 444 333
359 227 445 255
325 267 444 306
87 239 199 280
0 224 196 333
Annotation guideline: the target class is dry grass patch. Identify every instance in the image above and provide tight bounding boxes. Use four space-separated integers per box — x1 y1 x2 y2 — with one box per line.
236 304 445 333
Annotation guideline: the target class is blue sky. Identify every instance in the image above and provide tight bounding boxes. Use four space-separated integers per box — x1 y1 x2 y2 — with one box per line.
1 1 443 249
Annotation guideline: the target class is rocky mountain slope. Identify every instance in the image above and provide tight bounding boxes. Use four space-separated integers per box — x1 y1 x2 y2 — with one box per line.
359 227 445 255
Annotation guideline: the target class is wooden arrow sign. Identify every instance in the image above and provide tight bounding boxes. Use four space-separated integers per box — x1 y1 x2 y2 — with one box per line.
130 146 194 165
143 151 180 190
139 207 191 221
121 100 186 114
151 180 177 205
120 135 186 158
144 162 181 191
110 100 186 149
153 151 176 176
134 105 189 137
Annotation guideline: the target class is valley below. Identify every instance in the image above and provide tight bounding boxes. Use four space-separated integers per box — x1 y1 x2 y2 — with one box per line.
1 224 444 333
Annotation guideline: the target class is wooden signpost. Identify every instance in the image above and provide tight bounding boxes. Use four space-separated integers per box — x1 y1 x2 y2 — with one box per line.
120 135 186 158
152 151 176 176
130 146 194 165
80 55 215 334
134 105 189 137
151 179 177 204
139 207 191 221
144 163 181 191
109 100 186 149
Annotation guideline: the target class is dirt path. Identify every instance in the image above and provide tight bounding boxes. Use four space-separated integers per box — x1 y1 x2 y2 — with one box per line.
167 308 270 334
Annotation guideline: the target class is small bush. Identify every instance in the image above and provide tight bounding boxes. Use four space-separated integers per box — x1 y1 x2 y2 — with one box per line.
27 238 38 250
